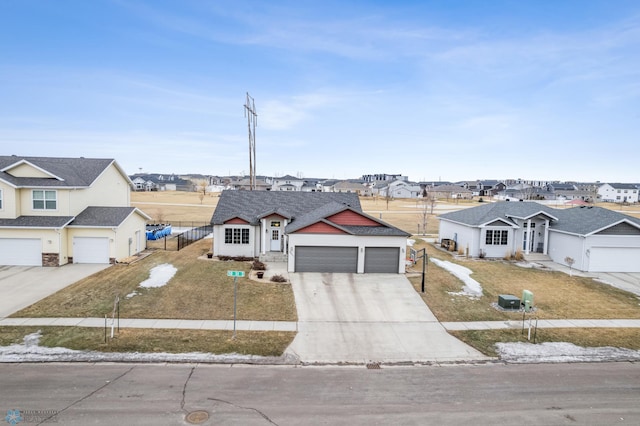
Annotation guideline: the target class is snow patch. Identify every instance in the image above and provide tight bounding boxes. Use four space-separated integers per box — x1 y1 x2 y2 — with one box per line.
139 263 177 289
496 342 640 363
0 333 290 364
125 263 177 299
407 239 415 247
431 258 483 298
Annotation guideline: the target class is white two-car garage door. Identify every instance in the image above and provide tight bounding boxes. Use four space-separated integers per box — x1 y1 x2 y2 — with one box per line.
0 238 41 266
73 237 110 264
295 246 358 273
589 247 640 272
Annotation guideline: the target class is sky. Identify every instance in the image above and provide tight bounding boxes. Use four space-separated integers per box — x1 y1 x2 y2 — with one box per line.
1 0 639 183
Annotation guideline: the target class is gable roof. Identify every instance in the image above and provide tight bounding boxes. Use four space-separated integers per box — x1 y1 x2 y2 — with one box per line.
211 191 361 226
0 156 128 188
440 201 640 236
211 191 410 237
69 207 151 227
549 206 640 236
439 202 558 227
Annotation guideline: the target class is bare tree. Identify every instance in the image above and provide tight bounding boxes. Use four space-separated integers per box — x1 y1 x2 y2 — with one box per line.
194 179 208 204
418 199 429 235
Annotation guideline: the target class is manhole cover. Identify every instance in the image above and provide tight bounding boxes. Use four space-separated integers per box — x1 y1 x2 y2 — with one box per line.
366 362 381 369
186 410 209 424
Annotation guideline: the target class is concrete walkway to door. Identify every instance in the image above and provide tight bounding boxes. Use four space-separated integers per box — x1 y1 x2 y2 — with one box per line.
285 272 489 364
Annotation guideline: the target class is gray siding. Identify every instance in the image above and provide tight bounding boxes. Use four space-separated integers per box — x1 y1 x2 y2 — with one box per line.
364 247 399 273
295 246 358 273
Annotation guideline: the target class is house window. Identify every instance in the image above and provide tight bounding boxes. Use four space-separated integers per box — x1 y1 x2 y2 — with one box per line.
486 230 508 245
270 221 281 227
224 228 250 245
32 190 57 210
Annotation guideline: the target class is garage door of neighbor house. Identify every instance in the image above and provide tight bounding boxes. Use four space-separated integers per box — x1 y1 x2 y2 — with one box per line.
295 246 358 273
589 247 640 272
364 247 400 273
73 237 110 264
0 238 41 266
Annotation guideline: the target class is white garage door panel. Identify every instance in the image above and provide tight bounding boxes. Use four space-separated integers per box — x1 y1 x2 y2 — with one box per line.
0 238 41 266
589 247 640 272
73 237 110 264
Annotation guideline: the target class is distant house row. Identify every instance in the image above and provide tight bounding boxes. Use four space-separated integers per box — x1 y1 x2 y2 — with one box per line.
129 173 640 204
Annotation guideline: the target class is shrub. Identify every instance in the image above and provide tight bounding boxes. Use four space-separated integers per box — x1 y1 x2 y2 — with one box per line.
252 260 266 271
218 255 254 262
478 250 486 259
503 250 512 261
270 274 287 283
513 249 524 261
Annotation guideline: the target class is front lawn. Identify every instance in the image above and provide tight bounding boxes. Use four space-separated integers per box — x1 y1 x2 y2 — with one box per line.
0 326 295 357
13 239 297 321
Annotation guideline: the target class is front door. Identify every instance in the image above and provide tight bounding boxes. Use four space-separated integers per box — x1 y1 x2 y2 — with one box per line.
270 229 280 251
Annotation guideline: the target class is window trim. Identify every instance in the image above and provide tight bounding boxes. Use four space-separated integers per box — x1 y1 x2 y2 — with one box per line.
32 189 57 210
0 188 3 210
485 229 509 246
224 227 250 245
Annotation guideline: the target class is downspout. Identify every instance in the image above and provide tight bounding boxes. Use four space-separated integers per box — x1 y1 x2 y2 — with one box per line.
526 218 532 255
543 219 550 255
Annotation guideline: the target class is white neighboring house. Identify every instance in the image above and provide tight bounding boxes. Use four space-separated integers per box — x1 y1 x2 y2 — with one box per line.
439 201 640 273
271 175 305 191
376 180 422 198
598 183 639 203
210 191 410 273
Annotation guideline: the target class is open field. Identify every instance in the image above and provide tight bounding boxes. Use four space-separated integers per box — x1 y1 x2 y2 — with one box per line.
13 240 297 322
0 326 295 356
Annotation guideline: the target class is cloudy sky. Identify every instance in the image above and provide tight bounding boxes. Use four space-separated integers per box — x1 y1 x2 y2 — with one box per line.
1 0 639 182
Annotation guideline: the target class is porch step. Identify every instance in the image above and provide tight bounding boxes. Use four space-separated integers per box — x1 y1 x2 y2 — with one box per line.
523 253 551 262
259 253 287 262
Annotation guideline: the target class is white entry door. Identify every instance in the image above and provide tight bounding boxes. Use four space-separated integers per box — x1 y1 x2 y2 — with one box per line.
270 229 280 251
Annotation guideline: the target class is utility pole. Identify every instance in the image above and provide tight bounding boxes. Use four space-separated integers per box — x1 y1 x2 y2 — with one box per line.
244 92 257 190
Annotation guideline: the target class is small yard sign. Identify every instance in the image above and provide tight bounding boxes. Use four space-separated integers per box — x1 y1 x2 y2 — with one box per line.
227 270 245 277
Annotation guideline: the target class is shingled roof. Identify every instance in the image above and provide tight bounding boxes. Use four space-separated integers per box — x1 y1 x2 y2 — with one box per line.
0 216 75 228
69 207 149 227
439 202 558 227
439 201 640 236
211 191 410 237
0 156 122 188
211 191 361 225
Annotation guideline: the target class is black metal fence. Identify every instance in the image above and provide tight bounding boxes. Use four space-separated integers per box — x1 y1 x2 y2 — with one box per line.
177 224 213 251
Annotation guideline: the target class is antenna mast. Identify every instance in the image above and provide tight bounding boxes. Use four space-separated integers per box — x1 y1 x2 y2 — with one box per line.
244 92 257 190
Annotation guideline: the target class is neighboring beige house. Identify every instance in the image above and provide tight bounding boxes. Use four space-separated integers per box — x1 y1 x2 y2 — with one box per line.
0 156 150 266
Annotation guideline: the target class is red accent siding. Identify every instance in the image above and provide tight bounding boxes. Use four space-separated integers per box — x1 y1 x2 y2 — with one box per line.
328 210 379 226
225 217 249 224
295 222 347 234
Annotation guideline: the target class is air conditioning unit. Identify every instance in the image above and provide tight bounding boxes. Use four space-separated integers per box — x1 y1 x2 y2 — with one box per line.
498 294 520 310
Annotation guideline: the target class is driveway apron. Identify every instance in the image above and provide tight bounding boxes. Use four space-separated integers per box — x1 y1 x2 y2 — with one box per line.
285 273 488 364
0 264 110 317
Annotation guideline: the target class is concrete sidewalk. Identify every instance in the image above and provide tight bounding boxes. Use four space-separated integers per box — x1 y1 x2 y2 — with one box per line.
3 317 638 332
442 319 640 330
0 317 297 331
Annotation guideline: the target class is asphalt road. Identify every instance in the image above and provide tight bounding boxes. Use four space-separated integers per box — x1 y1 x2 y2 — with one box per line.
0 362 638 425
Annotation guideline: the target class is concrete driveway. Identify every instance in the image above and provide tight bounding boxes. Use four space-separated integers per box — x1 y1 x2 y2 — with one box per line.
0 264 110 317
285 273 488 364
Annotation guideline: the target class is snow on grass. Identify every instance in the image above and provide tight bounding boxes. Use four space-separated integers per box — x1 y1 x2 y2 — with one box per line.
407 239 415 247
0 331 290 364
431 258 483 298
140 263 177 288
496 342 640 363
126 263 177 299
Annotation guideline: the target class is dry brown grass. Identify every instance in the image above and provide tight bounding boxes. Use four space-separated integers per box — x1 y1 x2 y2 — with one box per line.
0 326 295 356
407 239 640 322
450 328 640 357
13 240 297 321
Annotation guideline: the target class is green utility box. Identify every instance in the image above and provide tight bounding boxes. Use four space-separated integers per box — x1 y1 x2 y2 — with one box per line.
522 290 534 312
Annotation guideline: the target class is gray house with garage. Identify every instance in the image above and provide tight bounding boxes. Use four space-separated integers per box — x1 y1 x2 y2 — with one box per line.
439 201 640 273
210 191 410 273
